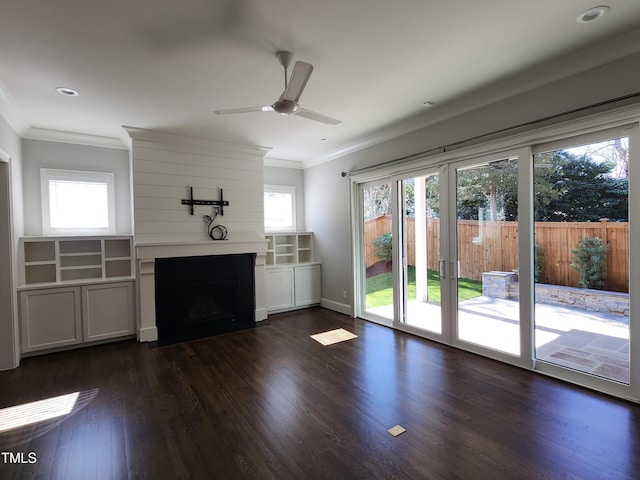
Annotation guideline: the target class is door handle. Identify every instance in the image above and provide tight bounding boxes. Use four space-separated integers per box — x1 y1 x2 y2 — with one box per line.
438 260 446 278
450 260 458 280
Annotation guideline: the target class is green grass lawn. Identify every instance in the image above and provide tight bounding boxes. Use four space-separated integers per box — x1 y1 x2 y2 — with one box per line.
366 267 482 308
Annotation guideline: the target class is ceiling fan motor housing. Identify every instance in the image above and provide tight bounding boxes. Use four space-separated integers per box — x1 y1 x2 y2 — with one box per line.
272 99 299 115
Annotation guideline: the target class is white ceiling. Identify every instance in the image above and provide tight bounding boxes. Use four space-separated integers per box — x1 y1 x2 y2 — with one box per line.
2 1 640 166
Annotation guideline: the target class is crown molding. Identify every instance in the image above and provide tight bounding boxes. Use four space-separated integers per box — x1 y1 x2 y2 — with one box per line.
123 125 271 157
0 147 10 162
23 128 128 150
263 157 303 169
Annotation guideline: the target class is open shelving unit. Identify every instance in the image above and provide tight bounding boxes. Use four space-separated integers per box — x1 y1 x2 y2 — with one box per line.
265 232 314 266
20 235 134 286
22 240 57 284
296 234 313 264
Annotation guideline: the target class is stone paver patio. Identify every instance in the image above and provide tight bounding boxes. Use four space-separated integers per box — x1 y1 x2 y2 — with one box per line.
366 296 630 383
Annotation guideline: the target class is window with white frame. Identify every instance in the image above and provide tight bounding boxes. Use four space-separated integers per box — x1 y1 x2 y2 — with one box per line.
264 185 296 231
41 169 116 235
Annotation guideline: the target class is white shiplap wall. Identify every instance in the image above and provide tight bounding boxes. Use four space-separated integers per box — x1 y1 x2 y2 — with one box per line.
125 127 270 243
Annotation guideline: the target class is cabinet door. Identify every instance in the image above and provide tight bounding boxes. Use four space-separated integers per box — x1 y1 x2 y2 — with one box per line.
266 267 295 311
82 282 135 341
294 264 321 306
20 287 82 352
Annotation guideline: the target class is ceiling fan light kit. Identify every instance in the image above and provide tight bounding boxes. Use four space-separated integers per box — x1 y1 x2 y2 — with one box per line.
214 51 341 125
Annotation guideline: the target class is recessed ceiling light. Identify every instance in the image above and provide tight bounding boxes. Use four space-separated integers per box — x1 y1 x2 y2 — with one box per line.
577 6 609 23
423 101 434 108
56 87 79 97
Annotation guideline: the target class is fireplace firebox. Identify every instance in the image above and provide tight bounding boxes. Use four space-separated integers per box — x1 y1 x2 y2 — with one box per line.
154 253 256 344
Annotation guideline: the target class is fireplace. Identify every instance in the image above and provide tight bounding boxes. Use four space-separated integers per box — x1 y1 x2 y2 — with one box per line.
134 235 268 343
154 253 256 344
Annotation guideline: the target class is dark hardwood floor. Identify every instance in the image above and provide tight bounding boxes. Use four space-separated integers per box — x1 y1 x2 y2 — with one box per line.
1 307 638 479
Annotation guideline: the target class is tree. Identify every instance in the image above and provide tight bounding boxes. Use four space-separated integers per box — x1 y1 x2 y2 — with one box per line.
579 137 629 178
364 136 629 224
456 160 518 220
404 178 415 217
535 151 628 222
533 151 562 221
363 183 391 220
365 177 440 221
424 175 440 218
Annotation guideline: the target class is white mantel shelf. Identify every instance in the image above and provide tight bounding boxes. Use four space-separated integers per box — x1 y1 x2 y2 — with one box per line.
135 238 268 260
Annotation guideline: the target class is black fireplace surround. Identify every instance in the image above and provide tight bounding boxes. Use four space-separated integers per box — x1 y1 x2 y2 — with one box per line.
155 253 256 344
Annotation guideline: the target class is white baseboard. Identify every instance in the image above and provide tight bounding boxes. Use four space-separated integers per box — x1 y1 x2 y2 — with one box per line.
138 326 158 342
255 308 268 322
320 298 353 316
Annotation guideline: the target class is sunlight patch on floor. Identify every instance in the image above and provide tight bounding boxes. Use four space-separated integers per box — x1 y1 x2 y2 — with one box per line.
311 328 357 346
387 425 407 437
0 388 99 450
0 392 81 433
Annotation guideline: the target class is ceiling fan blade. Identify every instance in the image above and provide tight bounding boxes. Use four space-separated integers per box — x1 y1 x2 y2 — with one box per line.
214 106 273 115
281 61 313 102
296 108 342 125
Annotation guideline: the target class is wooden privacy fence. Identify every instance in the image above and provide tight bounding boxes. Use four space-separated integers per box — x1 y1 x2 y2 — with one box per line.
364 216 629 292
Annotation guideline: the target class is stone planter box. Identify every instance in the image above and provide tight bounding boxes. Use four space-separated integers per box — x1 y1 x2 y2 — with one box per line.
481 271 629 319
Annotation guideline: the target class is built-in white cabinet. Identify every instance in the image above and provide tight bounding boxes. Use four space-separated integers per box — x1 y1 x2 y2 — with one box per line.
266 265 321 313
19 286 83 352
266 267 295 311
265 232 321 313
294 264 321 306
82 282 135 342
18 235 136 355
20 281 135 354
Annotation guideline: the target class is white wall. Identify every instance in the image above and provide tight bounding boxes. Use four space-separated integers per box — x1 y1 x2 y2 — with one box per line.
21 139 131 235
0 114 22 370
264 165 305 230
305 51 640 312
127 128 268 243
304 160 351 312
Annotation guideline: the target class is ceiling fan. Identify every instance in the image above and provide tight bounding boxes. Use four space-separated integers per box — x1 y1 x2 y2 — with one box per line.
214 51 342 125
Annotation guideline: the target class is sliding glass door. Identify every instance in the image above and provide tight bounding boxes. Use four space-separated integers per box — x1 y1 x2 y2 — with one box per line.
533 131 631 385
355 120 638 399
391 154 522 360
360 180 394 323
452 158 521 356
398 172 443 336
